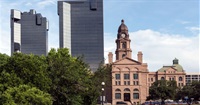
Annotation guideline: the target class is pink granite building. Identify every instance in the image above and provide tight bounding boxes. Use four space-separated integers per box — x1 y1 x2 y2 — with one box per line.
107 20 186 105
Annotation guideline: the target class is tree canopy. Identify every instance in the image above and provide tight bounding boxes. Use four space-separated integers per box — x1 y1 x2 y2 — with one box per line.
1 85 52 105
175 81 200 101
147 80 177 101
0 48 111 105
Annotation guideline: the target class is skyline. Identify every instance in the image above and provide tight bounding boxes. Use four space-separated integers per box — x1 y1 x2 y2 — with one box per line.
0 0 199 73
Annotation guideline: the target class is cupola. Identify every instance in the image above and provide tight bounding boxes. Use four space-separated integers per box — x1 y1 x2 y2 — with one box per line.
118 19 128 34
173 58 179 64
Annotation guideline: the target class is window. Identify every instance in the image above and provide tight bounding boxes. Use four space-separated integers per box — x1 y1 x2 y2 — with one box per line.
115 74 120 80
133 89 139 99
133 93 139 99
161 77 165 80
172 77 175 80
134 89 139 91
179 77 183 81
122 54 126 58
122 42 126 49
124 88 130 92
124 74 130 79
136 81 139 85
115 89 121 92
186 75 191 77
192 75 198 77
124 81 130 85
133 81 139 85
115 93 121 99
115 81 121 85
133 74 138 79
169 77 173 81
151 78 153 81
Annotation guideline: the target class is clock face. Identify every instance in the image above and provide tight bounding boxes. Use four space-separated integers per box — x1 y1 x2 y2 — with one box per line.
121 34 125 38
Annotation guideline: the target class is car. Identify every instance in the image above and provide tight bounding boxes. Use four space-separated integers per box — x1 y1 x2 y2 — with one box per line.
116 101 128 105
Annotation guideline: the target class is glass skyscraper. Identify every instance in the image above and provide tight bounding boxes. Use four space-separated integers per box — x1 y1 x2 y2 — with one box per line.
58 0 104 71
11 9 49 56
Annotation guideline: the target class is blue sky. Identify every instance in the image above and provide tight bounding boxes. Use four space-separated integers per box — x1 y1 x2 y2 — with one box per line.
0 0 199 73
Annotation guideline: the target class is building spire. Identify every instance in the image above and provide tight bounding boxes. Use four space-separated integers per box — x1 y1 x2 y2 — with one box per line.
115 20 132 60
121 19 124 24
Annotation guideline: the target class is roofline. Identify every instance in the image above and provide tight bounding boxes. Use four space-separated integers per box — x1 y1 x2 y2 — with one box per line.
186 72 200 75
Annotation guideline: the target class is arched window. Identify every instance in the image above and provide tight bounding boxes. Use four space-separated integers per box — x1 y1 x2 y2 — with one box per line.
115 89 121 92
115 93 121 99
133 88 139 99
115 89 121 99
122 42 126 49
122 54 126 58
133 88 139 92
124 88 130 92
161 77 165 80
179 77 183 81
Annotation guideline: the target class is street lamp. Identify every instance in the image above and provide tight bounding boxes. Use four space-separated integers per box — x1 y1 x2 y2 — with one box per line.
191 98 194 104
102 82 105 86
101 82 105 105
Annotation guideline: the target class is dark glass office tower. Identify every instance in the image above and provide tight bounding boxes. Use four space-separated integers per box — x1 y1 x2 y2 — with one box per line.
11 9 49 55
58 0 104 71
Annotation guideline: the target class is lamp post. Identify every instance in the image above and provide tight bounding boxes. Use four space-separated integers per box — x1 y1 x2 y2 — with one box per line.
191 98 194 104
101 82 105 105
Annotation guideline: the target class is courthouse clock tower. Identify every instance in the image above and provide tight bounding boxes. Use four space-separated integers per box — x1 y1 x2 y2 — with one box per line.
115 20 132 60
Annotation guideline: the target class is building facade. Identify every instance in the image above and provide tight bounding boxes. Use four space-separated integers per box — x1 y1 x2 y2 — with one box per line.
108 20 186 105
11 9 49 55
186 73 200 85
108 20 149 104
57 0 104 71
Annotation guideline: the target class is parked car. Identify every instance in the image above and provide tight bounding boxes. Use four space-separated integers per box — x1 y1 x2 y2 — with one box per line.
116 101 128 105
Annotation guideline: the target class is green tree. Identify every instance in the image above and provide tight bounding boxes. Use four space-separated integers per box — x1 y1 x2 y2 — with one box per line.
147 80 177 103
47 48 93 105
191 81 200 101
175 81 200 101
0 53 51 103
1 85 52 105
2 53 51 92
0 48 112 105
82 64 112 105
0 53 23 102
0 53 9 66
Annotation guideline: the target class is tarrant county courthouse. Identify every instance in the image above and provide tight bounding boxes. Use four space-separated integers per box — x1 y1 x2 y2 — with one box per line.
106 20 185 105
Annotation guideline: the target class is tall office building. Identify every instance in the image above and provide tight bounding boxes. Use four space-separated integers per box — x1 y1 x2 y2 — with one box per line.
11 9 49 55
58 0 104 71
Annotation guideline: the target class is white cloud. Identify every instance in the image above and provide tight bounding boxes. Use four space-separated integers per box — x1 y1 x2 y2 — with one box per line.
25 2 32 6
0 29 10 55
37 0 56 8
104 29 199 73
186 26 200 33
177 20 191 24
186 27 200 31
